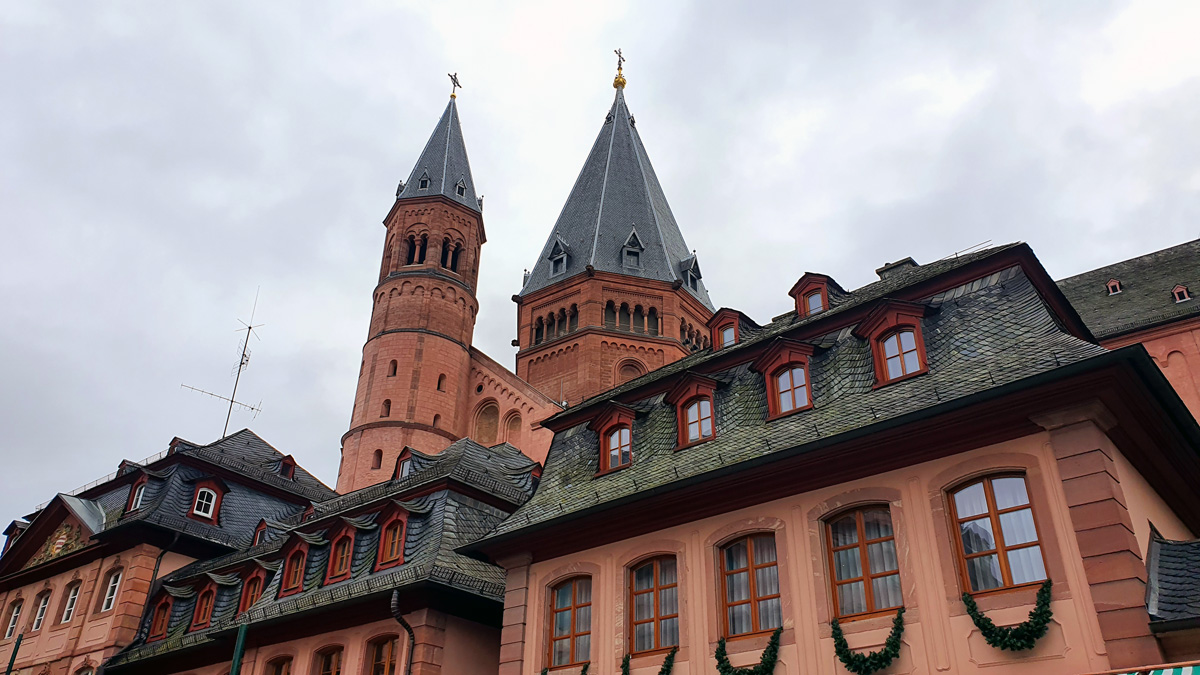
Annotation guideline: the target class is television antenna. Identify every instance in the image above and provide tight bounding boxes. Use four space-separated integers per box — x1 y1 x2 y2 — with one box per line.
182 289 265 438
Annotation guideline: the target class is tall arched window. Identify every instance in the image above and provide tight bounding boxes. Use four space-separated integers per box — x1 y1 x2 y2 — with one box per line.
647 308 659 336
388 360 397 377
549 577 592 668
633 306 645 333
148 597 171 640
534 319 545 344
267 657 293 675
629 557 679 654
381 400 391 418
475 402 499 445
327 534 353 582
130 482 147 511
436 374 446 391
505 412 523 445
450 243 462 272
378 516 405 568
774 364 810 414
240 574 263 614
605 302 617 329
619 303 632 331
440 237 452 268
315 646 343 675
417 235 428 264
404 236 417 265
372 449 383 470
720 534 781 636
101 568 123 612
827 507 901 618
282 549 306 593
684 397 714 444
568 305 579 332
3 600 21 639
367 635 400 675
950 475 1046 593
191 587 215 629
59 583 80 623
31 592 50 631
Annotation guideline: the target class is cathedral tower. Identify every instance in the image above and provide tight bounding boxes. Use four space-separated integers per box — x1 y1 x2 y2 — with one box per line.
515 68 715 405
338 95 486 492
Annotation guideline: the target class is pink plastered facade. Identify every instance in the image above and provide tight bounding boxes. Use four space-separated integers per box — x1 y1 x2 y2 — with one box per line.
501 417 1193 675
1103 315 1200 420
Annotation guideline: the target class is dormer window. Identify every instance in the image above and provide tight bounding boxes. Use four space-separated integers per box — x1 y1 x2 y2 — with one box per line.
148 597 172 641
279 456 296 480
393 448 415 480
193 488 216 519
548 236 571 278
187 478 226 524
622 229 644 269
625 250 640 267
279 543 309 597
588 404 637 475
253 521 268 546
665 374 719 450
1106 279 1122 295
1173 285 1191 303
417 172 430 190
552 255 566 276
680 256 702 292
455 179 466 197
398 458 413 478
131 483 146 509
789 273 839 318
752 338 816 419
326 529 355 584
686 271 699 290
852 300 931 386
191 585 215 630
707 308 747 351
376 508 409 571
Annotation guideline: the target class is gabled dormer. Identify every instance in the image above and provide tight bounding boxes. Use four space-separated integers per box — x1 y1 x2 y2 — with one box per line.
664 373 719 450
588 403 638 475
853 299 934 386
622 228 645 269
417 170 431 190
708 308 746 350
680 255 702 292
789 273 845 318
548 237 572 278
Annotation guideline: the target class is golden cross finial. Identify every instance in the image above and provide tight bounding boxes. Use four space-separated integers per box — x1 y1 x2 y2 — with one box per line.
613 49 627 89
448 72 462 99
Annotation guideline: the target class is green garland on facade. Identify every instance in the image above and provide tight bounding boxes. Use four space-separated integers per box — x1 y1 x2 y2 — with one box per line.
715 626 783 675
830 607 905 675
961 579 1053 651
620 646 678 675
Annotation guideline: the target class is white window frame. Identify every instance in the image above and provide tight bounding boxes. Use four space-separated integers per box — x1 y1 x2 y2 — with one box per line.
102 571 122 612
61 585 79 623
5 601 21 639
31 593 49 631
131 483 146 510
193 488 217 518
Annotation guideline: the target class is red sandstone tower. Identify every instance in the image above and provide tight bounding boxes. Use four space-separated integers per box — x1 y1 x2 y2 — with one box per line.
338 96 488 492
514 67 716 405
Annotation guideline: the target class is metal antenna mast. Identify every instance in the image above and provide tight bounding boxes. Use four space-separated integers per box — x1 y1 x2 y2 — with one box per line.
182 289 264 438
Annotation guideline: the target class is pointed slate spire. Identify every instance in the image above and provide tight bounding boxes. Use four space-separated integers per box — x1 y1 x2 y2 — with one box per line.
395 97 480 213
520 88 714 310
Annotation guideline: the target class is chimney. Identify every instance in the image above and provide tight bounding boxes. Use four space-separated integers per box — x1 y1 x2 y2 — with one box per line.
875 257 919 280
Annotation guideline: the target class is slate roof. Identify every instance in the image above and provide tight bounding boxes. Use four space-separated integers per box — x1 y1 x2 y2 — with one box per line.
172 429 336 503
1058 238 1200 340
394 97 481 213
1146 530 1200 628
106 439 538 668
478 247 1110 544
519 88 714 310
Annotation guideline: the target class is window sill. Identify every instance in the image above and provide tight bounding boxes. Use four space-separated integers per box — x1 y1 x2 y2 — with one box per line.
630 645 682 660
594 463 631 478
324 571 352 585
872 367 928 389
278 585 303 599
374 556 404 573
765 403 813 422
675 435 715 452
965 580 1049 610
720 627 781 645
833 607 904 628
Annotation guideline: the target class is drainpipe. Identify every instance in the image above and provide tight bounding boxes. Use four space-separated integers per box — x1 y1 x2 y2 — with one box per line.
229 622 248 675
389 590 416 675
4 633 22 675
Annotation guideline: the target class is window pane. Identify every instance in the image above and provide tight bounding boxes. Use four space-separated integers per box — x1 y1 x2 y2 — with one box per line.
884 335 899 358
779 389 794 412
634 622 654 652
724 541 748 570
576 605 592 633
886 356 903 379
830 516 858 547
700 417 712 437
838 581 866 616
660 587 678 615
575 635 590 661
867 540 898 574
966 554 1003 592
792 367 806 387
795 382 809 408
688 420 700 441
687 403 698 423
954 482 988 518
621 428 630 445
700 400 711 418
726 572 750 602
808 293 823 313
660 617 679 647
727 603 752 635
872 574 903 610
1007 546 1047 585
659 558 677 585
756 565 779 597
862 510 893 540
777 370 791 393
753 536 777 564
576 578 592 604
834 548 863 580
960 518 996 554
553 610 570 637
999 509 1038 547
634 592 653 621
993 477 1030 509
634 563 654 591
554 585 572 609
552 639 570 666
903 351 920 373
758 597 782 630
899 331 916 351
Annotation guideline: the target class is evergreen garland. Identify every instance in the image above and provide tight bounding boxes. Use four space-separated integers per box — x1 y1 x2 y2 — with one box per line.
830 607 905 675
961 579 1053 651
620 646 678 675
715 626 783 675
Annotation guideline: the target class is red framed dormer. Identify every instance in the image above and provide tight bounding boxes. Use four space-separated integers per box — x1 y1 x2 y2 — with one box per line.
588 403 638 476
186 477 228 525
238 565 268 614
147 594 173 642
125 473 149 513
392 447 416 481
252 520 269 547
664 373 719 451
278 455 297 480
708 308 742 350
789 273 837 318
751 338 817 419
324 522 357 585
277 537 311 599
852 299 932 387
374 504 411 572
189 580 217 631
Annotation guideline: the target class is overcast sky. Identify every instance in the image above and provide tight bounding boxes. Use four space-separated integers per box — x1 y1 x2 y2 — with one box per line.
2 1 1198 523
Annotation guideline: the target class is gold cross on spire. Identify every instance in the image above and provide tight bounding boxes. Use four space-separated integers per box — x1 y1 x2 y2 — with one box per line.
448 72 462 99
613 49 627 89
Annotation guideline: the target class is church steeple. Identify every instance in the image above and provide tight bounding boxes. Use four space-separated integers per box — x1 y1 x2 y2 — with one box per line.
518 82 712 310
395 96 481 214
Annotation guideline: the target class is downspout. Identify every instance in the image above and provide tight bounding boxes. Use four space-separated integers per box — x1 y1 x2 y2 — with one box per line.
4 634 22 675
389 590 416 675
97 532 181 675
